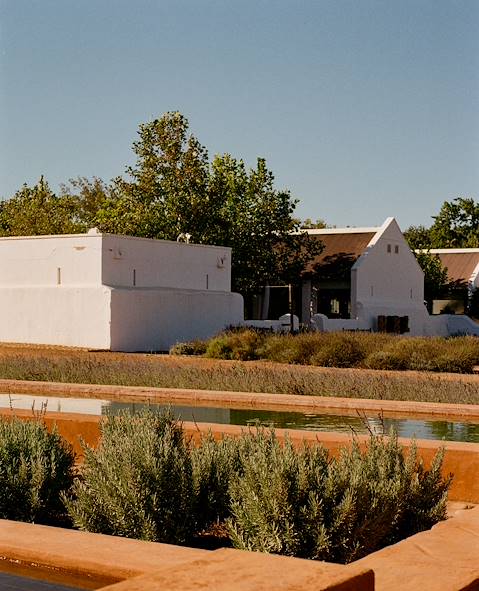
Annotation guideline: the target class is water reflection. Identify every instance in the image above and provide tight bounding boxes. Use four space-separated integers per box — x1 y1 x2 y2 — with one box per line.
0 394 478 443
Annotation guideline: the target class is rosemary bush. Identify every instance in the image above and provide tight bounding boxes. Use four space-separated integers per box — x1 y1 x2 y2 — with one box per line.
0 416 75 524
191 434 240 531
227 430 451 564
65 410 195 544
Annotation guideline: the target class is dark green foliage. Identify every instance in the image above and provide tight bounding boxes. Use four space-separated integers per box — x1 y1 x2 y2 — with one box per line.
65 410 195 544
429 197 479 248
403 225 432 249
0 417 75 524
0 177 82 237
413 251 450 312
404 197 479 249
1 112 320 297
227 430 451 564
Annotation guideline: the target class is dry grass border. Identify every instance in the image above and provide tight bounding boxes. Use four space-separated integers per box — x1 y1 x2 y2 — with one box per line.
0 345 477 405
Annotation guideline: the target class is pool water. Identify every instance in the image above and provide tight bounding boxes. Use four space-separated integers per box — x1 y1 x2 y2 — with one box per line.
1 393 478 443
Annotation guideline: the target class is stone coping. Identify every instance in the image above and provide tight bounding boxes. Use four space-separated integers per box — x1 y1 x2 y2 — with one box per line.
0 521 373 591
1 379 479 421
1 507 479 589
357 505 479 590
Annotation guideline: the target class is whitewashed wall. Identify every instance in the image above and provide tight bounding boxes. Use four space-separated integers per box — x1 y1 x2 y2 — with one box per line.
109 288 244 351
0 234 103 286
102 235 232 291
0 232 241 350
351 218 429 335
0 286 111 348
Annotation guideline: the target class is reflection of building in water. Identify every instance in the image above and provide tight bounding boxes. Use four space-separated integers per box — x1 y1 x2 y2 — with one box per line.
106 402 230 425
0 394 105 415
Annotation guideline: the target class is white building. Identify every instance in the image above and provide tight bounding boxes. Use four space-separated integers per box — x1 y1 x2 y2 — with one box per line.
301 218 430 335
257 218 479 337
0 230 243 351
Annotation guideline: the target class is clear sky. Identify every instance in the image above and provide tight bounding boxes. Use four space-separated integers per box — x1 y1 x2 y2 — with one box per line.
1 0 478 229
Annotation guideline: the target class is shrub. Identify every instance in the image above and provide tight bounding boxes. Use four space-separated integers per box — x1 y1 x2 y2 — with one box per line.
364 336 479 373
309 334 366 368
169 340 207 356
227 430 330 557
191 434 239 531
227 430 451 564
65 410 195 544
205 330 265 361
0 417 75 524
258 333 319 364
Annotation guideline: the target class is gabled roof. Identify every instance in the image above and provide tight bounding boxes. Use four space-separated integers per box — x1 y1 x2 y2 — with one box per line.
427 249 479 285
302 228 378 277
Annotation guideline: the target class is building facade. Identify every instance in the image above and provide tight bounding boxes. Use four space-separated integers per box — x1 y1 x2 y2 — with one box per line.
0 230 243 351
257 218 479 336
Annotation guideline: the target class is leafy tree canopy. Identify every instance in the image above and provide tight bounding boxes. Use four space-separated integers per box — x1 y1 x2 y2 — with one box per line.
405 197 479 250
403 225 432 250
429 197 479 248
0 176 81 237
300 218 329 229
1 112 321 295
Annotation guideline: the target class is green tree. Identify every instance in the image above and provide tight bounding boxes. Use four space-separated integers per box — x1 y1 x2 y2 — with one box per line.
414 251 449 312
300 218 329 229
96 111 211 240
206 154 321 294
429 197 479 248
0 176 81 236
403 225 432 249
60 176 111 230
97 112 320 295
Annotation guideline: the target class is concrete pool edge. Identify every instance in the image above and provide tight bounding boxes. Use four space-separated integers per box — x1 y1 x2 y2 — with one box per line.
0 378 478 421
1 507 479 590
0 520 373 591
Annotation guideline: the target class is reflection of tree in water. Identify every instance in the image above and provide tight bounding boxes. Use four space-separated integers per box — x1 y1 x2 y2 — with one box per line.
230 409 368 433
428 421 479 443
383 417 479 443
106 403 479 443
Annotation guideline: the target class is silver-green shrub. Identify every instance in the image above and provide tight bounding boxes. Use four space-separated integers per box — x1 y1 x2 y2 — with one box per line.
65 410 195 544
191 434 240 531
227 430 451 563
0 417 75 524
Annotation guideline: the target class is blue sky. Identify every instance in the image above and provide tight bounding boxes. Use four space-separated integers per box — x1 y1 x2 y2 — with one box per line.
1 0 478 229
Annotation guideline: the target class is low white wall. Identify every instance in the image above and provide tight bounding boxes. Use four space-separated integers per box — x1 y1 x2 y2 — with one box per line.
243 315 300 333
0 286 112 348
311 314 370 332
109 287 244 351
445 315 479 336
